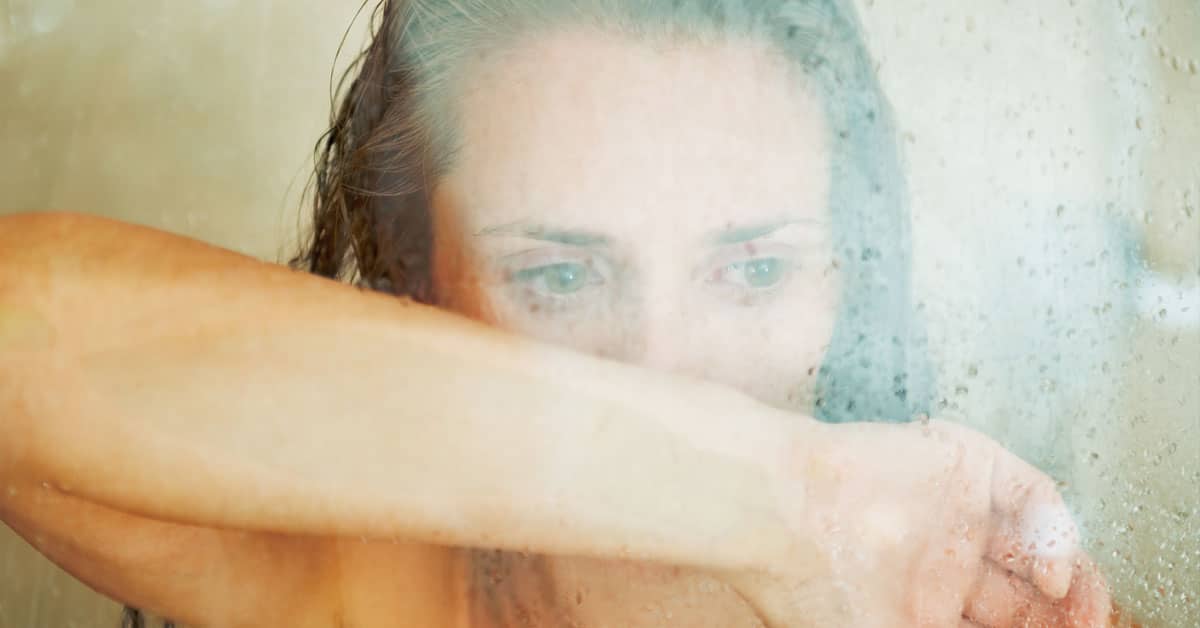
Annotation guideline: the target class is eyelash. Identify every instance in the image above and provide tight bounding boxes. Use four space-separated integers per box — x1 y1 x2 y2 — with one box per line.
501 253 610 312
705 256 797 303
497 245 800 313
703 242 800 296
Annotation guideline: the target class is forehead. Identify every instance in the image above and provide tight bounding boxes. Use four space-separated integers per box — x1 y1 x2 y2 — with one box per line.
436 28 830 240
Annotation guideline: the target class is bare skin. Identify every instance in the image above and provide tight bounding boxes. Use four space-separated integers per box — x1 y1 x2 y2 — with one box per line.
0 212 1108 628
0 30 1110 628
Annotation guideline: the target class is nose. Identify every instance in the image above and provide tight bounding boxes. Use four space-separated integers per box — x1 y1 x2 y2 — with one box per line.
616 295 703 378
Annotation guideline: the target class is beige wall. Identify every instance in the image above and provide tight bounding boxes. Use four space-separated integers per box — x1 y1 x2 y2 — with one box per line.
1 1 368 261
1 3 365 626
1104 0 1199 623
1 1 1195 626
1143 0 1200 277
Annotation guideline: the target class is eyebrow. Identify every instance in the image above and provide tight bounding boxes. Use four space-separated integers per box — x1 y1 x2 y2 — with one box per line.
707 219 817 245
474 222 611 247
474 218 820 247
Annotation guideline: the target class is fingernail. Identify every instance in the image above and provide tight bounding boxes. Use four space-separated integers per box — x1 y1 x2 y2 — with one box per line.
1033 556 1071 600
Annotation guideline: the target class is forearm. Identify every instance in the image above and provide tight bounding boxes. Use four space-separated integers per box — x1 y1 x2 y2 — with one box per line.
1 212 821 573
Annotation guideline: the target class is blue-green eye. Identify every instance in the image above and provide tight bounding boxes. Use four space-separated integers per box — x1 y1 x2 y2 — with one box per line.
514 262 591 294
720 257 788 290
741 257 783 288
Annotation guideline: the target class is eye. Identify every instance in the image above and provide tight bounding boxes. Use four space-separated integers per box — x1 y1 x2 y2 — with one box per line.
738 257 787 288
499 252 612 315
513 261 596 296
711 256 794 290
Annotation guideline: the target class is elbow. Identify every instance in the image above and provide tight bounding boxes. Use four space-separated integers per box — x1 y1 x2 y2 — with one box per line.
0 210 116 303
0 209 107 258
0 211 64 327
0 210 79 279
0 210 75 399
0 209 96 237
0 211 106 478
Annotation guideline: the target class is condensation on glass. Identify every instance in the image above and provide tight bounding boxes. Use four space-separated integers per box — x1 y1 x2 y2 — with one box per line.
0 0 1196 626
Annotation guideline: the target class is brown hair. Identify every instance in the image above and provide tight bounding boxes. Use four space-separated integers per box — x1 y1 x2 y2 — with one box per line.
290 0 436 302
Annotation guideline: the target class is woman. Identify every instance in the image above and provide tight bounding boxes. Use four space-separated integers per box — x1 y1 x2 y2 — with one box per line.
0 0 1110 626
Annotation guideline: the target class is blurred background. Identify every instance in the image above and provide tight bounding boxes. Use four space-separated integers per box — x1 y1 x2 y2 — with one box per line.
1 0 1196 626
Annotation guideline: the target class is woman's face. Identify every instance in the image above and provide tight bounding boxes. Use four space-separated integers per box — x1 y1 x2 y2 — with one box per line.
430 29 839 408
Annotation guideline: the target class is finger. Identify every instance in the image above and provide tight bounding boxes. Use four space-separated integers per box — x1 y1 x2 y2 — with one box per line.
912 442 990 626
912 531 978 625
987 507 1077 602
1061 555 1112 628
987 450 1079 599
964 560 1066 628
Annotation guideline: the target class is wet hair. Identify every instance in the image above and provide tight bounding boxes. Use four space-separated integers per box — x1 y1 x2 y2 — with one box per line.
119 607 173 628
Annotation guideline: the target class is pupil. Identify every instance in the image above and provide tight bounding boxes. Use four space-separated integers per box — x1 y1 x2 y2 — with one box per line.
546 263 585 293
744 258 778 287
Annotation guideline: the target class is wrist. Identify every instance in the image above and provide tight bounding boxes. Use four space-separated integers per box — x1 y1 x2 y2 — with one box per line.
706 407 832 583
764 411 830 560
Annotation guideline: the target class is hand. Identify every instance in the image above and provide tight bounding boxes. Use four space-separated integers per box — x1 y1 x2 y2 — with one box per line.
732 418 1111 627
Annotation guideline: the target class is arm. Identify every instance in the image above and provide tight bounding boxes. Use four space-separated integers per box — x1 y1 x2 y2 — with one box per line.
0 211 814 576
0 477 342 628
2 212 1108 627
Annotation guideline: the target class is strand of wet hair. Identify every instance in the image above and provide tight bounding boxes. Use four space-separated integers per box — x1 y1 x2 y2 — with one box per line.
120 605 176 628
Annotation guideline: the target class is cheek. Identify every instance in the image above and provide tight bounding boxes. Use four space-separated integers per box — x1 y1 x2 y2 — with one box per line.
695 278 841 408
763 299 838 407
481 289 628 357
